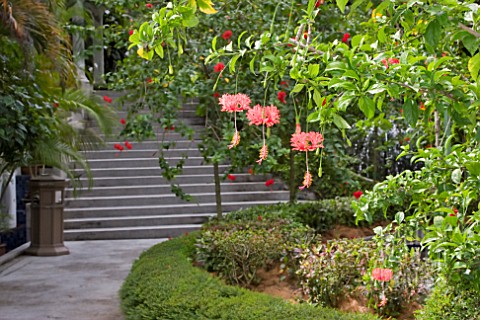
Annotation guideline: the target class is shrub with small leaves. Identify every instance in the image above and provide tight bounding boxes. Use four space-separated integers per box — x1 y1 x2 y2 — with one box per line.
296 238 377 307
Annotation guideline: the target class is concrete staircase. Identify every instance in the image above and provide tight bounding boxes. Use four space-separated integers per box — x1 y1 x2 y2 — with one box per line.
63 92 290 240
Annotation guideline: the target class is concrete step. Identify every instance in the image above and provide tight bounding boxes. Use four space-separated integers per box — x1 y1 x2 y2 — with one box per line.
70 173 268 188
65 213 214 229
102 139 202 149
85 157 206 168
64 200 289 219
71 164 232 178
64 224 201 241
66 181 285 197
84 148 203 159
65 190 290 208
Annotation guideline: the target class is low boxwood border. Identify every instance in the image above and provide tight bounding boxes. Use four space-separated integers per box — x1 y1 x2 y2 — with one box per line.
120 233 379 320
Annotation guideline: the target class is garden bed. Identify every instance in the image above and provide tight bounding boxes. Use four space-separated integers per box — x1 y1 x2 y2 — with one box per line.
120 233 379 320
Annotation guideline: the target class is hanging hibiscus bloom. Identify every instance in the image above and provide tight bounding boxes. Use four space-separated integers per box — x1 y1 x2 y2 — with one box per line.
290 128 324 189
219 93 251 149
246 104 280 164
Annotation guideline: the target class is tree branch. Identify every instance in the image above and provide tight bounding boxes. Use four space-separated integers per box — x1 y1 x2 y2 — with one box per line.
458 23 480 38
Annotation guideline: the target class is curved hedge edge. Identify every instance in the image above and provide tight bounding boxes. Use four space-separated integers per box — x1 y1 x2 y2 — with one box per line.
120 232 379 320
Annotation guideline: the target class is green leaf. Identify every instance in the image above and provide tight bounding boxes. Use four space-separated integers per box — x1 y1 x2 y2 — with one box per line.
178 6 199 27
451 168 462 184
336 92 356 111
403 98 418 127
313 90 322 107
468 53 480 82
395 211 404 224
197 0 217 14
325 61 347 72
229 54 240 73
249 54 256 75
466 161 480 177
367 83 386 94
291 83 305 93
358 96 375 119
424 19 441 51
343 70 359 81
336 0 348 13
308 64 320 78
462 33 478 56
307 111 321 122
377 26 387 43
154 44 164 58
333 114 351 129
211 36 217 51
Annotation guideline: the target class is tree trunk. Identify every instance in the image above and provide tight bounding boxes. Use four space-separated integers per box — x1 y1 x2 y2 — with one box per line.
213 161 222 219
289 150 296 203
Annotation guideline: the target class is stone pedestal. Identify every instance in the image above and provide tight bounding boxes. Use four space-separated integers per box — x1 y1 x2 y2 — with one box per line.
25 172 69 256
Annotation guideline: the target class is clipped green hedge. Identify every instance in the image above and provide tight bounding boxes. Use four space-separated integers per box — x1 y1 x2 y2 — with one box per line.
120 233 379 320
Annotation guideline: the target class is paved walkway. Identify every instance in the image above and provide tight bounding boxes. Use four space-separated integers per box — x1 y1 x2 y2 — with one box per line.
0 239 162 320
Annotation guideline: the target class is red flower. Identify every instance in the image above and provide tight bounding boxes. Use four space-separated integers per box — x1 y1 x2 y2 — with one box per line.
279 81 289 87
341 33 350 43
129 30 134 36
213 62 225 73
442 52 447 57
404 137 411 142
164 125 175 131
222 30 233 40
53 103 59 108
146 77 153 83
322 98 327 106
248 168 254 175
303 31 308 40
315 0 324 8
103 95 113 103
227 174 236 181
291 131 324 152
146 3 153 8
388 58 400 65
353 190 363 199
257 215 263 221
213 92 220 98
277 91 287 104
287 38 295 47
419 101 426 111
124 141 132 150
265 179 274 187
246 104 281 127
381 59 389 68
114 143 124 151
372 268 393 282
219 93 251 113
120 118 126 125
450 208 459 216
